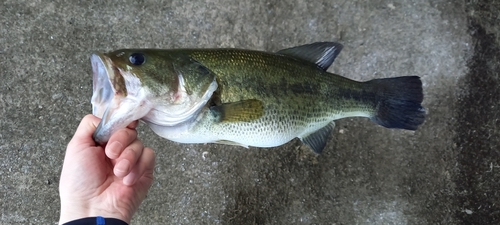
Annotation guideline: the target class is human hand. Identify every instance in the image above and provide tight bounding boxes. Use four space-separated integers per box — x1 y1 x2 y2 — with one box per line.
59 115 155 224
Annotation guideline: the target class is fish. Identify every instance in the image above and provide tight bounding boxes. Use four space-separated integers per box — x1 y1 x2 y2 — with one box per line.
90 42 425 153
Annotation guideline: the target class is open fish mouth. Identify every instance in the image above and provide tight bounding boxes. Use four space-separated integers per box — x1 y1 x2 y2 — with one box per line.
91 54 114 119
90 53 153 145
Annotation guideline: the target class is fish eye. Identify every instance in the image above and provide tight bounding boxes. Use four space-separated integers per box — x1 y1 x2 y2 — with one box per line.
129 53 145 66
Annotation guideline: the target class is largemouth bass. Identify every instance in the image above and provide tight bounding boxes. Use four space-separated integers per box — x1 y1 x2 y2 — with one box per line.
90 42 425 153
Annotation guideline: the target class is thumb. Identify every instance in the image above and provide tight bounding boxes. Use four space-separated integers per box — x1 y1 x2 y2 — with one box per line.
68 114 102 149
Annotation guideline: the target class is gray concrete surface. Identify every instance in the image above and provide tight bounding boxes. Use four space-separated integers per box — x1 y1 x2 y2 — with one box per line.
1 0 498 224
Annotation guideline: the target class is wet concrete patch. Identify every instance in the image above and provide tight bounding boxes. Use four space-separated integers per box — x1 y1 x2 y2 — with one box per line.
454 1 500 223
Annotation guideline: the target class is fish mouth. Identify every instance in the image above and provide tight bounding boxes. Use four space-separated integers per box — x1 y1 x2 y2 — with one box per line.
90 53 153 145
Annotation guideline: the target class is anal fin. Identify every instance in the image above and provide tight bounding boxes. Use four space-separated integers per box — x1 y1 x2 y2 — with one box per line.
300 122 335 154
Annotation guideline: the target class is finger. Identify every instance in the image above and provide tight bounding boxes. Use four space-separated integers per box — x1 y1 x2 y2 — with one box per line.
126 120 139 129
105 128 138 159
113 139 144 178
67 115 101 151
123 147 155 186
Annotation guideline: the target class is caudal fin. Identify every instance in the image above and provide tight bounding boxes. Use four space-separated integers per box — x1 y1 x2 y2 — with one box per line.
367 76 425 130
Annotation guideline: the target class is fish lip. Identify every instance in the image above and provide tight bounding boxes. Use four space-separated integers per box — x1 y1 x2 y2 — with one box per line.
90 53 116 144
90 54 114 119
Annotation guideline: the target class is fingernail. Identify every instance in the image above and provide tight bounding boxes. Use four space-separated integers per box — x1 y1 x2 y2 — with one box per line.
107 141 123 158
115 160 131 176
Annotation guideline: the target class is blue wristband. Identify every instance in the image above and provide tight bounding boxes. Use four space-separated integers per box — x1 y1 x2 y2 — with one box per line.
62 216 128 225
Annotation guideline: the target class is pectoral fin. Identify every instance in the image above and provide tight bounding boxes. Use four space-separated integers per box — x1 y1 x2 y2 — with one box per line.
210 99 264 122
300 122 335 154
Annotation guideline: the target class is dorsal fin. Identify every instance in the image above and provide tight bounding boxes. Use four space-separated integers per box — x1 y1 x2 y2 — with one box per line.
276 42 343 71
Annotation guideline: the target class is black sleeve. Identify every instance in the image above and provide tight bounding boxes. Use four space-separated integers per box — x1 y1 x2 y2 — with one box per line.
63 217 128 225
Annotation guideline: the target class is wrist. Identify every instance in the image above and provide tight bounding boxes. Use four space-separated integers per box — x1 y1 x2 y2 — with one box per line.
59 202 131 225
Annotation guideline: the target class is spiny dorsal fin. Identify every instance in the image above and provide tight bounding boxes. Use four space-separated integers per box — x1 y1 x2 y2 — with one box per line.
210 99 264 122
300 122 335 154
276 42 343 71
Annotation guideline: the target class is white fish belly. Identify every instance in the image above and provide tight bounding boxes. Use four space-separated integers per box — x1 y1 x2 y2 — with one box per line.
146 108 372 148
191 111 335 148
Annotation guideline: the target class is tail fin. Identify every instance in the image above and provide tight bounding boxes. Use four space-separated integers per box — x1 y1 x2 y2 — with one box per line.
367 76 425 130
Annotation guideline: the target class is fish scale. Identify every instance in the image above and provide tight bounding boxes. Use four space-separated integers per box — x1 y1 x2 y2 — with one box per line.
183 49 369 147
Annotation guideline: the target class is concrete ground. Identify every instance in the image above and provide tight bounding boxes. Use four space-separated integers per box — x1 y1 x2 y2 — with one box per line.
1 0 499 224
